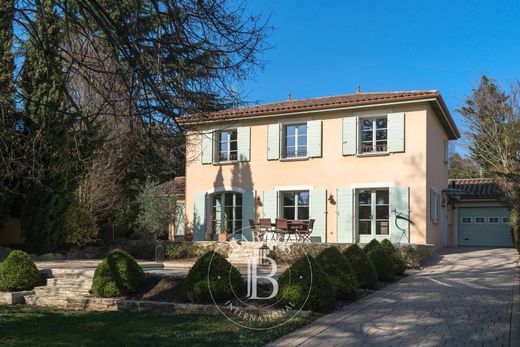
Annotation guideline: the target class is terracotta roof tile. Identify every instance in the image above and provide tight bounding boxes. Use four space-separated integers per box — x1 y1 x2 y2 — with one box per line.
180 89 460 139
448 178 502 199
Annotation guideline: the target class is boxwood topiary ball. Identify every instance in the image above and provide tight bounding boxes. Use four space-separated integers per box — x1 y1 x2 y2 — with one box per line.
184 251 243 303
0 250 40 292
91 248 146 298
343 244 378 289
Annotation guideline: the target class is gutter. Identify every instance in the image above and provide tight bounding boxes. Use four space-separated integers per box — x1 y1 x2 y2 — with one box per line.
180 95 460 140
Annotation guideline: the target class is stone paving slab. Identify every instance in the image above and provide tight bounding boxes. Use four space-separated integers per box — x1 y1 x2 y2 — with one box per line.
268 247 520 347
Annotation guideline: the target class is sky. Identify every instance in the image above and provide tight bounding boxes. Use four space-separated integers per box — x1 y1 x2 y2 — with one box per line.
240 0 520 147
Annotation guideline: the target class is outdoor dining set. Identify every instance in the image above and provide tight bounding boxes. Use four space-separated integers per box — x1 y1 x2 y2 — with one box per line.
249 218 315 242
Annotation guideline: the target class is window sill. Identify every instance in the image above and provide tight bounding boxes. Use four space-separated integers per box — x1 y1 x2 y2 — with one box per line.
279 156 309 162
212 160 239 166
356 152 390 158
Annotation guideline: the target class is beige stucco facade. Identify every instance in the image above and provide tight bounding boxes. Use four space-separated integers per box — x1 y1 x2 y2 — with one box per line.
183 98 458 249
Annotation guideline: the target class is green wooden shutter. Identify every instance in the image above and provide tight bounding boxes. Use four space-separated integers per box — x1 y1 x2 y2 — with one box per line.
267 124 280 160
201 131 214 164
242 190 256 240
237 127 251 161
307 120 322 158
262 191 277 219
336 188 354 243
390 187 409 243
310 189 327 242
388 112 405 153
193 192 207 240
342 117 357 155
175 201 185 236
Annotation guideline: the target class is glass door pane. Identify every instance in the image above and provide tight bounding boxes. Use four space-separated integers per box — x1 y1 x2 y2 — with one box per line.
358 190 372 235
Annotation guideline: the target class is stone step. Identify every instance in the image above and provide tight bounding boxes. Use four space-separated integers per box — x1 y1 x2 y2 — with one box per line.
34 286 90 297
46 278 93 287
25 295 70 308
41 268 95 279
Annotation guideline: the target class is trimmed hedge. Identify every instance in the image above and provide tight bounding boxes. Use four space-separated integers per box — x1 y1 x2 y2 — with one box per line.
184 251 243 303
276 255 336 312
0 250 40 291
343 244 378 289
365 240 395 281
316 247 358 300
362 239 381 254
91 249 146 298
381 239 406 275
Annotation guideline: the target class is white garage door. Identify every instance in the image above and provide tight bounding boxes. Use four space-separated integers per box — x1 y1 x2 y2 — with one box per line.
458 207 513 247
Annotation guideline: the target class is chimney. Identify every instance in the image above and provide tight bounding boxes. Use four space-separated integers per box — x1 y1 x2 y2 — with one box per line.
356 85 361 94
287 92 292 101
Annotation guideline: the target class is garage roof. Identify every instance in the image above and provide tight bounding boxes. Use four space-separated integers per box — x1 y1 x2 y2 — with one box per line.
448 178 502 199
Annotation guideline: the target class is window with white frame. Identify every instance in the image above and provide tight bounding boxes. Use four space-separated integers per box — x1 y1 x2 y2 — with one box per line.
475 217 485 224
216 130 238 162
461 217 472 224
503 217 509 224
359 117 388 154
488 217 499 224
212 192 242 234
281 191 309 220
283 124 307 158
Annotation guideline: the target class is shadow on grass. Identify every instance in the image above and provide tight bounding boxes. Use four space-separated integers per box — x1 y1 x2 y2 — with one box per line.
0 306 310 347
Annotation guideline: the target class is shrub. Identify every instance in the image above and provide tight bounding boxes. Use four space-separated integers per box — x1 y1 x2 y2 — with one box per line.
366 243 395 282
184 251 243 303
91 249 146 298
276 255 336 312
0 250 40 291
343 244 377 289
136 181 177 239
362 239 381 254
316 247 358 300
63 199 99 247
381 239 406 275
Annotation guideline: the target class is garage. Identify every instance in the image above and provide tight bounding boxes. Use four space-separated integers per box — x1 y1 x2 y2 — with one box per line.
448 178 515 247
458 207 513 247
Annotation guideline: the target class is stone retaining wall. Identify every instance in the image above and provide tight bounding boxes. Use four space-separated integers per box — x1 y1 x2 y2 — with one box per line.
0 291 34 305
49 296 312 318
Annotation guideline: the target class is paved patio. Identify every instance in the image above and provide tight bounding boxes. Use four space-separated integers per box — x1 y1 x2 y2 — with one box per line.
269 247 520 347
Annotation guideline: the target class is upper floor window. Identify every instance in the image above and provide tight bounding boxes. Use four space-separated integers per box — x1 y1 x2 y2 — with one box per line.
283 124 307 158
359 117 388 154
217 130 238 162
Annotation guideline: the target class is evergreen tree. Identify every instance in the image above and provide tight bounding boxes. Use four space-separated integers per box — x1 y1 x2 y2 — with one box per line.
20 0 77 253
0 0 15 226
448 152 480 179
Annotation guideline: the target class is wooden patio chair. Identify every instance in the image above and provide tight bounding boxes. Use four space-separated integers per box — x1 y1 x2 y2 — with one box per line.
259 218 273 240
297 219 314 243
275 218 290 242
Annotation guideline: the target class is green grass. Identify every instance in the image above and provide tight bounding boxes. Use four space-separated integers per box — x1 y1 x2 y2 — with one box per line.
0 306 311 346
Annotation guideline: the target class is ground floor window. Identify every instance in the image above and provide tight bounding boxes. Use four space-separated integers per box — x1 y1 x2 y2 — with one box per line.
212 192 242 234
357 189 389 236
281 191 309 220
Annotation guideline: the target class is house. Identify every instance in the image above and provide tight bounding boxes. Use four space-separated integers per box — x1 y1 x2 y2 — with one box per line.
446 178 514 247
179 90 461 250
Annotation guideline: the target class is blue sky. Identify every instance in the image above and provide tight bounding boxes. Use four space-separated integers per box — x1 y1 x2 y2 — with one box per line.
241 0 520 143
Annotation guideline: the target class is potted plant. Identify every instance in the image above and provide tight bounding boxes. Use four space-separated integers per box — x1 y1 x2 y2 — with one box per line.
184 232 194 241
218 227 228 242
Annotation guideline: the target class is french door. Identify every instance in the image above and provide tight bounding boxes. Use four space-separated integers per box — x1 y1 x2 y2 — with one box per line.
212 192 242 236
357 189 390 243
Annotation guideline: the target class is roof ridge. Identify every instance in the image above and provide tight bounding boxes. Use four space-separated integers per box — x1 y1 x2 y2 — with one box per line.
243 90 439 108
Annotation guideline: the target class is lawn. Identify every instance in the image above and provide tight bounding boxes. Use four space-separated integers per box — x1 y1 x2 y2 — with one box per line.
0 306 311 346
